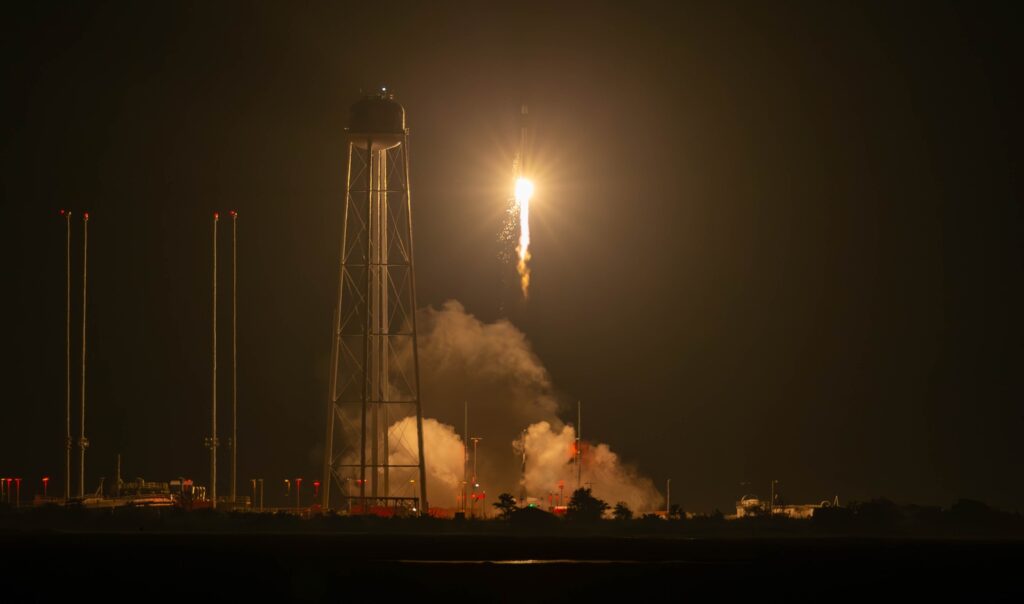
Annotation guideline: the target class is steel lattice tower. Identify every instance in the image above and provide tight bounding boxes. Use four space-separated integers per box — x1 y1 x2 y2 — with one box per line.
322 91 428 515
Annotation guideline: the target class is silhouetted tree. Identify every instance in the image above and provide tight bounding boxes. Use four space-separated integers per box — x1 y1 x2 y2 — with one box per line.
852 498 904 530
669 503 684 520
566 487 609 522
509 505 559 528
612 502 633 521
949 498 1007 532
492 493 517 520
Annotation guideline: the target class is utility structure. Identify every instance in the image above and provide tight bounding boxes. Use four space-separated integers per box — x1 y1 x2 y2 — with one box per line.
470 436 482 517
575 401 582 488
60 210 71 501
77 212 90 498
230 210 238 504
205 212 220 509
518 428 527 503
322 90 428 515
462 401 469 514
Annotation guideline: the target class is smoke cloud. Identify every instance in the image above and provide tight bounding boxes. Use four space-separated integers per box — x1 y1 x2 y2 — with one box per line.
518 421 663 513
411 300 662 512
388 417 465 508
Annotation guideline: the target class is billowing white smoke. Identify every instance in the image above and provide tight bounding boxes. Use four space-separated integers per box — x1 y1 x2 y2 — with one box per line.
388 417 465 508
518 421 664 513
406 300 662 513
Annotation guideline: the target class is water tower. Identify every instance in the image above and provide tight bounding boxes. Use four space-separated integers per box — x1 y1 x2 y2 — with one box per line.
322 90 428 514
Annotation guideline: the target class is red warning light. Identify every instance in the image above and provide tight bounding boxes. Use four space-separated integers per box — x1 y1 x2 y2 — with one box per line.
83 212 89 220
59 209 65 215
229 210 237 217
214 212 219 220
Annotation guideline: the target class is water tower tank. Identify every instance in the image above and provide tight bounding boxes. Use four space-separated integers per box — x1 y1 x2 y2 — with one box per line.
347 90 406 150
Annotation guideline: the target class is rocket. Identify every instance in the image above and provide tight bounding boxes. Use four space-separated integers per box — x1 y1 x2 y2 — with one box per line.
513 103 535 299
514 104 530 180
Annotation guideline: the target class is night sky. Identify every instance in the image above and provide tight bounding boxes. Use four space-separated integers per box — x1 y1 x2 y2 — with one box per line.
3 2 1022 511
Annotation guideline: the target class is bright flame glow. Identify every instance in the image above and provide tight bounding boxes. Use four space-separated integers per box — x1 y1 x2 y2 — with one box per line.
515 177 534 298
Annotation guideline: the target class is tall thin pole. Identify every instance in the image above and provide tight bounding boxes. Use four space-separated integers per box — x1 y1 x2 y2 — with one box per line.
519 428 527 503
470 437 481 518
472 439 480 483
231 210 237 503
666 478 671 517
77 212 89 498
463 401 468 513
210 212 218 509
62 210 71 501
576 401 582 489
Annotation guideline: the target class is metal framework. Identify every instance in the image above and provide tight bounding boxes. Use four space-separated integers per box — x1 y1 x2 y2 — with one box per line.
322 127 428 513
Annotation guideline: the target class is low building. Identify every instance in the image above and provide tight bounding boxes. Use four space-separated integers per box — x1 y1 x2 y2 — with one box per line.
733 494 839 519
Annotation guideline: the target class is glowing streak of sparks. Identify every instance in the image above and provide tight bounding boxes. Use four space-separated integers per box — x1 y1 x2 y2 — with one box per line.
515 177 534 298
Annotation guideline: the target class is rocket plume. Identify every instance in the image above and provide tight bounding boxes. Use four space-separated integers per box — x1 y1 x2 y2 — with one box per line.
515 177 534 298
410 300 664 513
516 421 663 514
389 417 465 508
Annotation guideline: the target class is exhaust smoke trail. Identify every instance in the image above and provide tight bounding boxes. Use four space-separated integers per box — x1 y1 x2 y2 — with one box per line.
408 301 663 512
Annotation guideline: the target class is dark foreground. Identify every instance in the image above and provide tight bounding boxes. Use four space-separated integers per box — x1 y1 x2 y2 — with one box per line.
2 532 1021 601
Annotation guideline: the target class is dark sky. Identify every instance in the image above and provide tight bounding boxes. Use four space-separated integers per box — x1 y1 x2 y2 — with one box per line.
2 1 1022 511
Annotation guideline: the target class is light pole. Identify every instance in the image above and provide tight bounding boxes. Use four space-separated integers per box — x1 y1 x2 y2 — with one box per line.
78 212 89 499
43 477 50 499
666 478 671 518
208 212 219 510
230 210 238 504
61 210 71 502
295 478 303 513
470 436 482 517
770 479 779 517
15 478 22 508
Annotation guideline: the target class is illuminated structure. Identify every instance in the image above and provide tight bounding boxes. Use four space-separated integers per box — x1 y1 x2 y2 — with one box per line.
322 90 428 514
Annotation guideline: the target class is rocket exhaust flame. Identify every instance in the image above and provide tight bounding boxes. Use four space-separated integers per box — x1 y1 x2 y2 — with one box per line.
515 177 534 298
509 103 533 299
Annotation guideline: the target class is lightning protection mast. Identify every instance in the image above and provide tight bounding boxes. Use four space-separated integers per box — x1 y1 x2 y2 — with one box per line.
323 90 428 516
